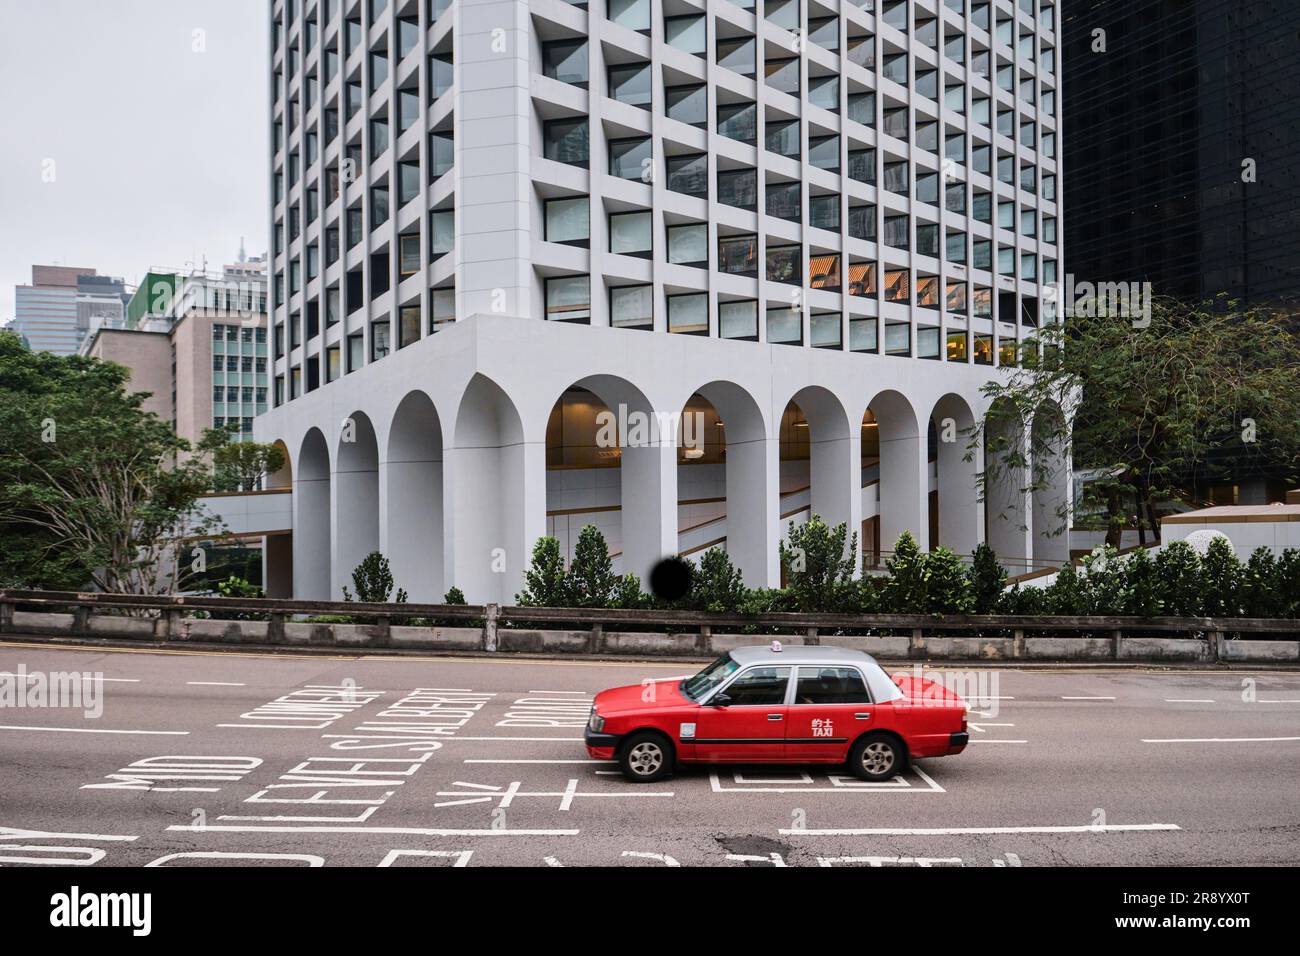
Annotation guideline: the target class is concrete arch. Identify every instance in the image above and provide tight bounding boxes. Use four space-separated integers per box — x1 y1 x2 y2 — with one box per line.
1031 400 1071 567
930 393 981 560
384 391 444 601
293 428 331 600
552 373 676 586
866 389 926 559
687 380 779 588
983 397 1031 572
782 385 858 552
333 411 380 599
449 373 541 603
267 440 293 490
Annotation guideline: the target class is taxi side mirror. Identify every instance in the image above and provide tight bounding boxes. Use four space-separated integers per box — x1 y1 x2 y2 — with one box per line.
711 693 732 707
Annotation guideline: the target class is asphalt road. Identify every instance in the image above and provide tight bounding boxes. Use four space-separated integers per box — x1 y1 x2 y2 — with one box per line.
2 639 1298 868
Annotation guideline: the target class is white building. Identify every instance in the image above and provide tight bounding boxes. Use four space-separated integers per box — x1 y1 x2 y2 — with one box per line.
258 0 1069 603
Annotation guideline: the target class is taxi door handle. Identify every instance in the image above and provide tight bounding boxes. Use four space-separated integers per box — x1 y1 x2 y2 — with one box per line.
854 713 872 720
767 713 783 720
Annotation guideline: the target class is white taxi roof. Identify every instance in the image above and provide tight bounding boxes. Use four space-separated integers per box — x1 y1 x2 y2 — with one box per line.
724 645 904 702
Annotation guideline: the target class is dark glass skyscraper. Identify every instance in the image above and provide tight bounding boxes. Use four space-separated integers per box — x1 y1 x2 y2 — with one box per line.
1063 0 1300 305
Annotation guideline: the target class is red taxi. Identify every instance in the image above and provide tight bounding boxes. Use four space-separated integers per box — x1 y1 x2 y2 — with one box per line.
585 644 968 782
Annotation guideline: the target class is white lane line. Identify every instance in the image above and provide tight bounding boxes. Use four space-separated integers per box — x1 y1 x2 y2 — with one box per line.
1143 735 1300 743
435 736 586 742
1259 699 1300 704
781 823 1181 836
186 681 245 687
166 825 580 836
463 759 613 764
0 725 188 735
1061 696 1115 701
1165 699 1215 703
0 673 138 683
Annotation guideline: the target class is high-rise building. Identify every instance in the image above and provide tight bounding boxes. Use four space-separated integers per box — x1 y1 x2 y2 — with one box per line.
13 265 126 356
83 259 270 448
257 0 1069 603
1063 0 1300 305
1063 0 1300 505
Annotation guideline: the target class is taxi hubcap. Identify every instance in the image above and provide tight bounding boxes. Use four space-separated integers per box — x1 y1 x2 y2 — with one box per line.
628 742 663 776
862 742 895 775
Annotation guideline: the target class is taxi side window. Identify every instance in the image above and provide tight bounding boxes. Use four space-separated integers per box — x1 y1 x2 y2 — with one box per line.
794 667 871 705
721 666 791 705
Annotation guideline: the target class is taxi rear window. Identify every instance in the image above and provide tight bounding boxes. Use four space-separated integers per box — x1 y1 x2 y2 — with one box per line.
794 666 871 704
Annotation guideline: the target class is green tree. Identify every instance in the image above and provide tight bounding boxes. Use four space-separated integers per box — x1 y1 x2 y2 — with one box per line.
341 551 407 603
691 547 749 612
0 331 223 594
974 297 1300 547
567 525 617 608
882 532 928 613
1239 547 1282 619
1122 548 1161 617
516 536 568 606
198 423 287 492
1201 538 1242 617
924 547 974 614
779 515 858 612
965 543 1007 614
1154 541 1203 617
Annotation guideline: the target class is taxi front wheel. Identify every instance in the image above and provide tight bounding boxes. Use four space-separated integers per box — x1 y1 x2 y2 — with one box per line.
618 731 674 783
848 733 905 782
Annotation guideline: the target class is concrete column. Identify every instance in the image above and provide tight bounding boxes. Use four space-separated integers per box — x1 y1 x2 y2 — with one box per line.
444 425 545 606
332 459 379 600
878 426 927 555
936 429 980 558
455 0 533 320
381 450 444 602
1031 437 1072 568
986 424 1033 573
620 440 680 586
724 433 782 589
809 429 862 557
292 470 331 599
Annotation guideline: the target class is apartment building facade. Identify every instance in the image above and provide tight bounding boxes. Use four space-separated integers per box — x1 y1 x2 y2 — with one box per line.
84 261 271 448
259 0 1069 604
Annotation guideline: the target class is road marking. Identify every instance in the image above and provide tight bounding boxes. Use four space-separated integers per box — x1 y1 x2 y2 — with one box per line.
167 824 581 836
186 681 245 687
1165 699 1215 703
1 826 138 842
1061 696 1115 701
710 764 946 794
0 725 188 735
434 736 586 742
1142 735 1300 743
1259 699 1300 704
463 759 613 764
0 672 138 683
782 823 1181 836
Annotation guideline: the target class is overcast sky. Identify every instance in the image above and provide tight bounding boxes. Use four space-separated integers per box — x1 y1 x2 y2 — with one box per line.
0 0 268 322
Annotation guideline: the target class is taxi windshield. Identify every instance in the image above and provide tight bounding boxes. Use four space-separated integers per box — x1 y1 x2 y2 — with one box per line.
681 653 740 702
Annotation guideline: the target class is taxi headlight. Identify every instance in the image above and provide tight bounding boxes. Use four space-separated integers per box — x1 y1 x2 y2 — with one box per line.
588 710 605 733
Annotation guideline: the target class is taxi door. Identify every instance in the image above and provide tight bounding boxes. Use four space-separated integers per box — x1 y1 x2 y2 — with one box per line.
785 665 875 762
692 666 792 762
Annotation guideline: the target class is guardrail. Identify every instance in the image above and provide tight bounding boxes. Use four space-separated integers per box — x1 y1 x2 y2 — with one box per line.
2 589 1298 664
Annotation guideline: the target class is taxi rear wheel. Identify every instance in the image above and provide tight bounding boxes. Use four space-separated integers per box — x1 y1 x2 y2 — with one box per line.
848 733 905 782
618 731 674 783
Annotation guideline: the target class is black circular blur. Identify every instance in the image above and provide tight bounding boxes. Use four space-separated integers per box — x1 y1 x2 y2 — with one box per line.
648 557 692 602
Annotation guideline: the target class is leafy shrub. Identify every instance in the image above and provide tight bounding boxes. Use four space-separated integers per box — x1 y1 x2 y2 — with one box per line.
1201 538 1242 617
779 515 859 613
1154 541 1203 617
691 547 748 613
967 543 1007 614
516 537 568 606
341 551 407 604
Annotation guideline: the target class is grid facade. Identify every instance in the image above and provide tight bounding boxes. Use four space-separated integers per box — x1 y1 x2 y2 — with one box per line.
269 0 1062 406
